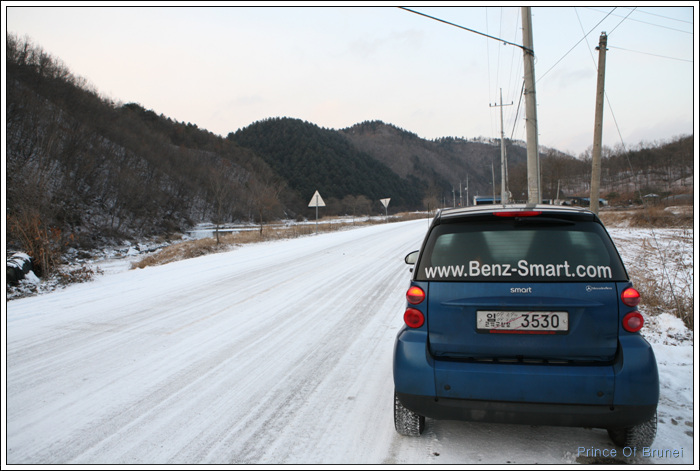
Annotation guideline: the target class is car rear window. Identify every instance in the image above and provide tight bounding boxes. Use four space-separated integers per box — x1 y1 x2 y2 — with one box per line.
416 217 628 282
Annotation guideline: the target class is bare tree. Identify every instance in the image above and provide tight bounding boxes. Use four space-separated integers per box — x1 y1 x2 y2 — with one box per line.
341 195 358 223
208 160 242 244
247 174 284 234
355 195 372 217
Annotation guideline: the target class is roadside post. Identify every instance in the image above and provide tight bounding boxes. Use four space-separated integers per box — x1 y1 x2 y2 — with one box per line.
308 190 326 234
380 198 391 223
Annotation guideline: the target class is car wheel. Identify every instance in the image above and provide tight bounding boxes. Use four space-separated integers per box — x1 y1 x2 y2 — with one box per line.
394 392 425 436
607 410 657 449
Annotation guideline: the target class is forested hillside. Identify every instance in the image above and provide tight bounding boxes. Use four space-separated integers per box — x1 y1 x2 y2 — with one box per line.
5 34 693 277
228 118 424 211
341 120 529 204
6 35 280 274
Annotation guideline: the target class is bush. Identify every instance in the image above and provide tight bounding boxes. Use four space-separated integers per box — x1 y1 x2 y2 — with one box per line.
7 211 66 277
622 230 693 330
56 265 104 285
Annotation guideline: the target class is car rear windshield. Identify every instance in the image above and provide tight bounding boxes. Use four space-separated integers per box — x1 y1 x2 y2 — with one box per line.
416 216 628 282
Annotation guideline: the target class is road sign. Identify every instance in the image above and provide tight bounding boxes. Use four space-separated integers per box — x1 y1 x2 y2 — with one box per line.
309 191 325 234
308 191 326 208
380 198 390 222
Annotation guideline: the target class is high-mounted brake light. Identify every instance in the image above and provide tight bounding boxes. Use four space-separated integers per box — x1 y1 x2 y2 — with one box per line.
406 286 426 305
621 287 641 307
493 211 542 218
404 308 425 328
622 312 644 333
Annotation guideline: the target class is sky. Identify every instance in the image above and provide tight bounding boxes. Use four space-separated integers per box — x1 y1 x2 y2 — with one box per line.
3 2 697 157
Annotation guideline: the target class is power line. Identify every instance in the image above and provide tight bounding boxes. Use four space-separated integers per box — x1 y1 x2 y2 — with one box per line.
575 7 600 69
537 7 617 83
608 45 693 63
627 6 693 24
399 6 527 141
398 7 532 54
585 6 693 33
510 81 525 140
506 9 523 139
608 6 636 35
485 8 495 137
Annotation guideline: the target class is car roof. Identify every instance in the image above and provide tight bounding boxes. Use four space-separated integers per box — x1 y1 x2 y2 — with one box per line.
436 204 598 222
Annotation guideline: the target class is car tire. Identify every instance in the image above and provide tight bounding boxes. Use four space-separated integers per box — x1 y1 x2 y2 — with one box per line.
394 392 425 436
607 410 657 449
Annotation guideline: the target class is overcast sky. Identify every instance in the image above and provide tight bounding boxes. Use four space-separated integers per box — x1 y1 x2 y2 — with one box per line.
4 3 697 156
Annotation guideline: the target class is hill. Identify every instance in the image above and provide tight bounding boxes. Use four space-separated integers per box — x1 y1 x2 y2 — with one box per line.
6 35 279 274
228 118 424 214
340 120 529 202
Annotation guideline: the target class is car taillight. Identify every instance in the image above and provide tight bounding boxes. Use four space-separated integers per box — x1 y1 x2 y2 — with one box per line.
406 286 425 304
621 287 640 307
404 308 425 328
622 312 644 332
493 211 542 217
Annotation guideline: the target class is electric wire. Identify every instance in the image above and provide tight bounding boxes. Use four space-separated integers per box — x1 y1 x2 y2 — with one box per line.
485 8 496 139
509 81 525 141
400 7 526 147
607 46 693 63
399 7 531 54
509 10 526 145
585 7 693 33
608 6 637 34
537 7 617 84
496 7 504 100
506 9 523 128
624 6 693 24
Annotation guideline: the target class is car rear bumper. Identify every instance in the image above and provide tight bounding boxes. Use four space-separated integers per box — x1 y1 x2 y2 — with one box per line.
393 328 659 429
395 392 657 429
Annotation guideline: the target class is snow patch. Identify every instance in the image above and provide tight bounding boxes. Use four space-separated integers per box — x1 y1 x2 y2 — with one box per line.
643 313 693 346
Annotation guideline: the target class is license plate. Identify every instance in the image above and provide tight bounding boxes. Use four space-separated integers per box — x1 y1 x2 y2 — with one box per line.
476 311 568 333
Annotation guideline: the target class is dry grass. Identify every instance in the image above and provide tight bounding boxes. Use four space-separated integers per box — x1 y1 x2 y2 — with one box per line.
632 274 694 331
130 237 234 269
619 229 694 330
131 212 431 270
600 206 693 228
602 206 694 328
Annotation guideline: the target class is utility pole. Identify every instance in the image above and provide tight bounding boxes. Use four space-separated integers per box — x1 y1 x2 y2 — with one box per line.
590 32 608 215
521 7 541 205
491 161 496 204
490 88 513 204
556 179 561 203
465 174 469 206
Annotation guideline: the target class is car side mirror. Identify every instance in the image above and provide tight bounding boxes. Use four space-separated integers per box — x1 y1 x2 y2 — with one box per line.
405 250 419 265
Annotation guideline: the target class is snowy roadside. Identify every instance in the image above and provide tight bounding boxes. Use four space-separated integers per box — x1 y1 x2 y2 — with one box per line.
5 215 421 299
606 227 695 465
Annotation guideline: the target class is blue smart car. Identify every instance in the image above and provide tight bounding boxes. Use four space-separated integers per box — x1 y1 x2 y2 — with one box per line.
394 205 659 448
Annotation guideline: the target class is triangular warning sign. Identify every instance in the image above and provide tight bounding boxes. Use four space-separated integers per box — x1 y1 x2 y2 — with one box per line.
308 190 326 207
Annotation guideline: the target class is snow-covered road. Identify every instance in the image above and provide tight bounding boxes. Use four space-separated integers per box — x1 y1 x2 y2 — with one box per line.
5 219 695 465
